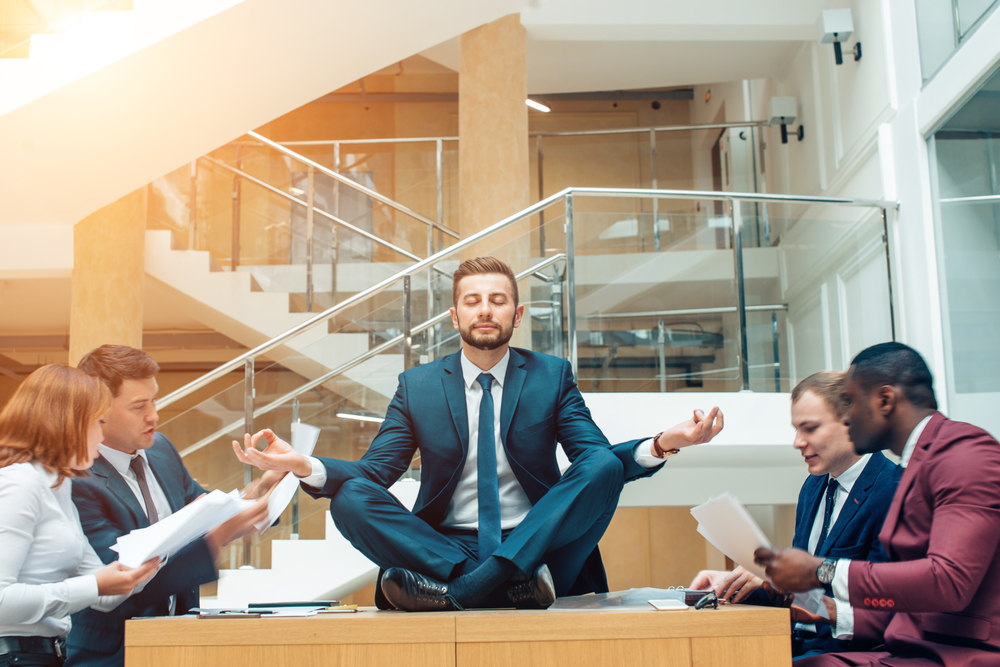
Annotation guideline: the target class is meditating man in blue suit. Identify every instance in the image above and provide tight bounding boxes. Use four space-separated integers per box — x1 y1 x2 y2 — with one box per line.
235 256 724 611
691 371 899 658
67 346 269 667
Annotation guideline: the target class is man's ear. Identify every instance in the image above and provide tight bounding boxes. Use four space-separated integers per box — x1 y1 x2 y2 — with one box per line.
512 304 525 328
450 307 459 331
877 385 897 417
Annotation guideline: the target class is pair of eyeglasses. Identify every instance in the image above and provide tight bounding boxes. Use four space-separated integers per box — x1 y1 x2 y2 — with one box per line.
694 592 719 610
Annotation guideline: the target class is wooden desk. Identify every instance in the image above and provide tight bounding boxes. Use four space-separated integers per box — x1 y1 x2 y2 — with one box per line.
125 605 791 667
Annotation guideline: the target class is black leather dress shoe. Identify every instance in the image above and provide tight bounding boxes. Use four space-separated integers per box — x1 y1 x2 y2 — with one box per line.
381 568 465 612
507 563 557 609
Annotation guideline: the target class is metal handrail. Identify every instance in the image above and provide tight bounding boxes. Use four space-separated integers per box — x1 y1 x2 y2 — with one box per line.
201 156 451 279
156 188 568 410
176 254 567 457
248 131 459 239
235 120 771 146
158 186 895 410
580 304 788 320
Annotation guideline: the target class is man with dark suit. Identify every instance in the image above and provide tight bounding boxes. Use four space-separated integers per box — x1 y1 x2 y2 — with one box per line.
692 370 899 658
67 345 268 667
236 256 723 611
756 342 1000 667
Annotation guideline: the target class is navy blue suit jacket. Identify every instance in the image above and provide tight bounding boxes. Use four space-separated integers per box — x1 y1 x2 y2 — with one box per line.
66 433 218 666
307 348 658 591
792 451 900 654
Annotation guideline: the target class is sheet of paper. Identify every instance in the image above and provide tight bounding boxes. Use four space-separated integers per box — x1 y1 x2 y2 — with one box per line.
255 422 321 532
111 489 254 567
792 588 831 620
690 493 772 581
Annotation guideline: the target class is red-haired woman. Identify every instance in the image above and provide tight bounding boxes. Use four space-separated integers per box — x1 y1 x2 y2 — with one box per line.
0 365 159 666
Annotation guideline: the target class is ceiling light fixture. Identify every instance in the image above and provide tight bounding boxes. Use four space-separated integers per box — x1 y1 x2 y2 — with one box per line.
525 99 551 113
336 412 384 424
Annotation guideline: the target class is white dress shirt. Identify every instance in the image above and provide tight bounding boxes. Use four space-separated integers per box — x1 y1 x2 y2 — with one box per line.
298 349 665 530
830 416 932 639
0 462 129 638
798 453 870 637
98 445 174 524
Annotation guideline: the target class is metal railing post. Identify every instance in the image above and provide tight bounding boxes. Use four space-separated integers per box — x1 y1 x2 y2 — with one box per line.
403 275 413 371
882 207 897 341
538 135 546 257
731 199 751 390
658 319 667 392
306 165 315 312
241 357 255 568
565 194 578 378
231 145 242 270
188 160 197 251
772 312 781 392
551 265 563 357
291 397 300 539
650 129 660 252
331 143 340 305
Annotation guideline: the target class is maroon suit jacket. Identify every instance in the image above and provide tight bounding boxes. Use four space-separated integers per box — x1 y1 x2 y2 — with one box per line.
848 412 1000 667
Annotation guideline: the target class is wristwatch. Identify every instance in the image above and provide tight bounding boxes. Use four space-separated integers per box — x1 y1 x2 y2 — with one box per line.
651 432 680 459
816 557 837 595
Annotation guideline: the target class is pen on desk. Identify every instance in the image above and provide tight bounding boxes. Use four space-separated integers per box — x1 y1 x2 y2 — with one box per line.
323 604 358 610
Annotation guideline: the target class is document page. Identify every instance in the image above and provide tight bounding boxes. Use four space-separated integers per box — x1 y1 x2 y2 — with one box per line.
690 493 772 581
255 422 321 532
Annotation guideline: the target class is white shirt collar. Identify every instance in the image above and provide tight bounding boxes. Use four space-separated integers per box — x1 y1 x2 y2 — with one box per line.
99 443 149 478
900 415 932 468
30 460 61 487
829 453 871 494
460 348 510 390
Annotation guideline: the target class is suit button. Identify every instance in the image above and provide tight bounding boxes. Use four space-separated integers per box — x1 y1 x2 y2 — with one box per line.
879 599 887 607
863 598 871 606
887 600 895 608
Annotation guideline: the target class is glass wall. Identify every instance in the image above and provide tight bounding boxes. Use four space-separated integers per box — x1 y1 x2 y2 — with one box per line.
931 65 1000 415
917 0 1000 82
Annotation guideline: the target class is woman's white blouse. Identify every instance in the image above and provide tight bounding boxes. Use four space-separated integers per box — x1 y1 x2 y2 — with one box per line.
0 461 126 638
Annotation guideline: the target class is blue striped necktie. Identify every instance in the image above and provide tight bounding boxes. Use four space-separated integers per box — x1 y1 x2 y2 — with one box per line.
814 478 839 555
476 373 502 560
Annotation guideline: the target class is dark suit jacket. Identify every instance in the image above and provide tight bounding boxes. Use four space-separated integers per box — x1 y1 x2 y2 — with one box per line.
306 348 657 592
66 433 218 666
790 451 899 654
849 412 1000 667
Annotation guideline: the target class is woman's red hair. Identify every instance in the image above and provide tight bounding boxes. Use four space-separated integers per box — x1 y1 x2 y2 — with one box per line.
0 364 112 485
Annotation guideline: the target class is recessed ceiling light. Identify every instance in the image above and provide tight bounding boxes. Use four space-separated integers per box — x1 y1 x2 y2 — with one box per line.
526 99 551 113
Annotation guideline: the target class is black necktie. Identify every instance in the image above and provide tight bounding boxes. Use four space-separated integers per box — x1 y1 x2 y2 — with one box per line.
476 373 501 560
814 478 839 555
129 456 159 524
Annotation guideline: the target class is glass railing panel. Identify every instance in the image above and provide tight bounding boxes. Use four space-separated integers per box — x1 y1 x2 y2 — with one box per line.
763 211 892 385
571 208 739 392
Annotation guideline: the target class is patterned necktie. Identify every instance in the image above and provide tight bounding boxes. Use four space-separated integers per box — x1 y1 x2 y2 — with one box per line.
129 456 160 524
814 478 839 555
476 373 501 561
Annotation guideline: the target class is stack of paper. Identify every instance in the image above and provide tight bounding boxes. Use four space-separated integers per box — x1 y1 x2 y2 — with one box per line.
111 489 254 567
255 422 321 532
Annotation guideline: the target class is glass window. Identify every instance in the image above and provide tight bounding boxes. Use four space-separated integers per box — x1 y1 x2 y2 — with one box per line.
932 67 1000 395
917 0 1000 83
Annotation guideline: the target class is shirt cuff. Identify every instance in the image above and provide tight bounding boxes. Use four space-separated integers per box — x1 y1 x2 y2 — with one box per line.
832 598 855 640
67 574 100 614
297 456 328 490
633 439 668 469
831 558 851 602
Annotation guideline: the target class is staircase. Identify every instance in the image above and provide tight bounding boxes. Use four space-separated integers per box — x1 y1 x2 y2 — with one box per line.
0 0 525 227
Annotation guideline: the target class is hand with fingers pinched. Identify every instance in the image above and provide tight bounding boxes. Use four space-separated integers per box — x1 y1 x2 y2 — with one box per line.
232 429 313 478
655 407 724 455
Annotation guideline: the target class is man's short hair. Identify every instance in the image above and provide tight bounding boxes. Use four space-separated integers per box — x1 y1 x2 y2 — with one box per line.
791 371 848 420
452 256 519 307
850 342 937 410
77 345 160 397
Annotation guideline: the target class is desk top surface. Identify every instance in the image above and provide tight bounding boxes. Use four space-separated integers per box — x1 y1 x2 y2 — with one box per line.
126 605 790 647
